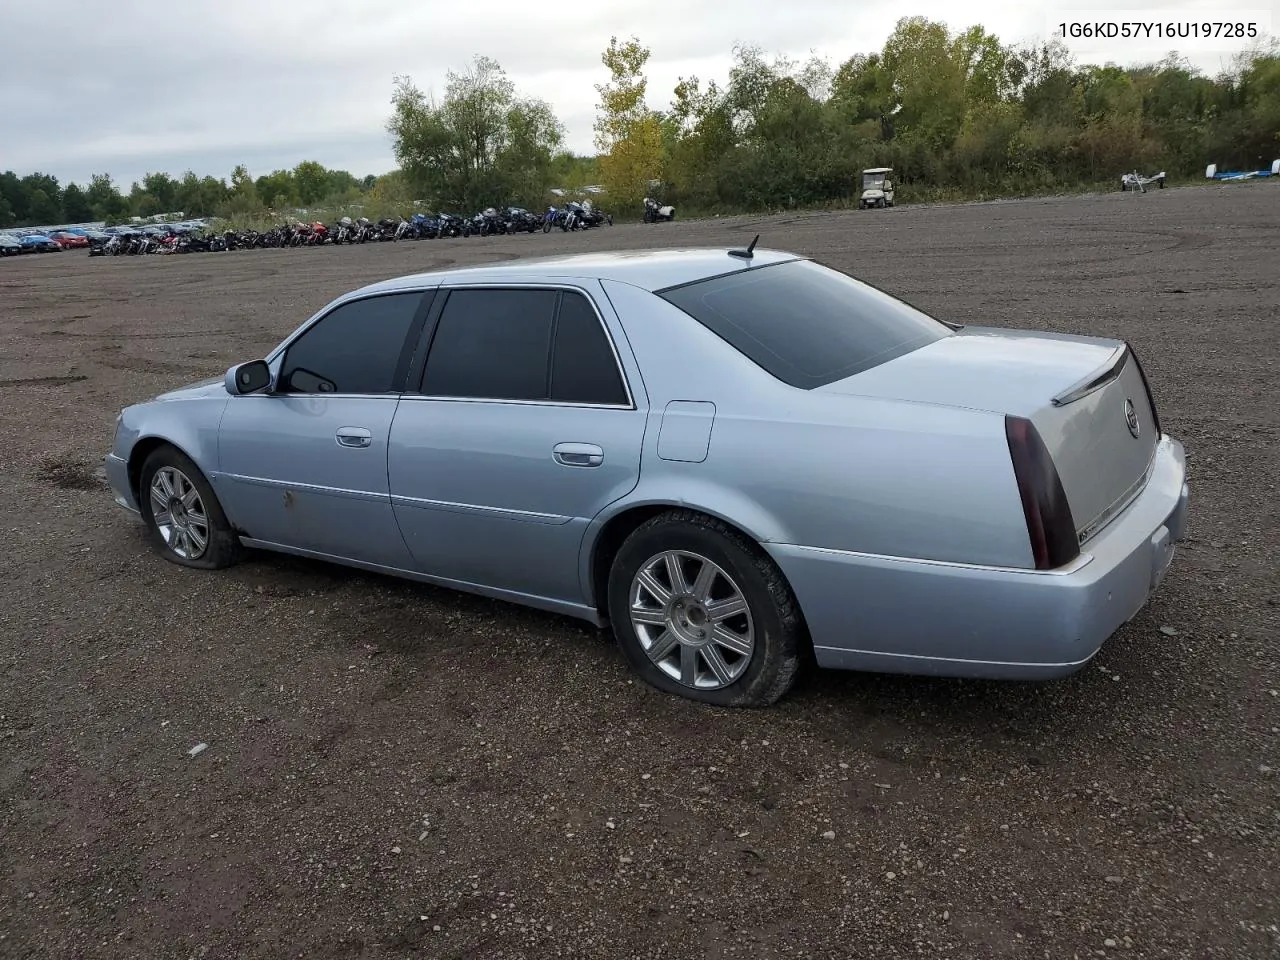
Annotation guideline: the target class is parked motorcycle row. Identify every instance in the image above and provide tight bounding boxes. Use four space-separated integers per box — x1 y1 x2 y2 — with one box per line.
86 201 617 258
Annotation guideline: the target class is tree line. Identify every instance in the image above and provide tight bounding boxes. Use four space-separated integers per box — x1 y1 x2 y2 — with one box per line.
0 162 388 229
5 17 1278 227
593 19 1280 212
387 18 1280 214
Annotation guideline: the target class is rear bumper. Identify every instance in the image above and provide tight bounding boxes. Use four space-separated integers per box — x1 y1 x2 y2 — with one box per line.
767 435 1189 679
104 452 140 515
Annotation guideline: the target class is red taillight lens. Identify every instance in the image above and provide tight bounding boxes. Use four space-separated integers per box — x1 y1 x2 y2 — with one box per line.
1005 415 1079 570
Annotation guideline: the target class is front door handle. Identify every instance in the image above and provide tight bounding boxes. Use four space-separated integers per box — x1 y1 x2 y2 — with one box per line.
553 442 604 467
335 426 373 448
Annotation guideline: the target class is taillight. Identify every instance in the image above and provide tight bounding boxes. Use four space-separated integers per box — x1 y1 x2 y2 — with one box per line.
1005 415 1079 570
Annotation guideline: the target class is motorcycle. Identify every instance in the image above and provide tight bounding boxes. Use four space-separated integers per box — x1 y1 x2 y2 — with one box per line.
578 200 613 228
643 197 676 222
505 207 542 233
435 212 466 238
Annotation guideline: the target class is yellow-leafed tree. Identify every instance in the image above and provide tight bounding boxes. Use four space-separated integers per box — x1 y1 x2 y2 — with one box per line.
594 36 664 214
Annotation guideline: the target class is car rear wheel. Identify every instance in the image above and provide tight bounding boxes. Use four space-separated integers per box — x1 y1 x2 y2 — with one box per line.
607 510 805 707
138 446 243 570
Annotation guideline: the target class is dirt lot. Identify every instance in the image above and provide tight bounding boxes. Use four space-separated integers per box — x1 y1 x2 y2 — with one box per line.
1 184 1277 959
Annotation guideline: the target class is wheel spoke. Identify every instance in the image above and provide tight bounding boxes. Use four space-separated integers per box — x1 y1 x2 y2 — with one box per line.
707 595 747 622
690 560 717 603
186 525 208 551
680 643 699 686
702 644 734 685
157 469 176 499
630 606 666 627
636 569 669 605
646 630 679 663
663 552 690 594
712 625 753 657
182 487 201 509
152 507 172 527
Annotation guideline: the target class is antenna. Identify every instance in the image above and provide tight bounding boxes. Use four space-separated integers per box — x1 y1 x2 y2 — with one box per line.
728 234 760 260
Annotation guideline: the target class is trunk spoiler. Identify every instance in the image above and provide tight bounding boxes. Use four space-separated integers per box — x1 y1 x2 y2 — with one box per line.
1050 340 1163 438
1050 343 1128 407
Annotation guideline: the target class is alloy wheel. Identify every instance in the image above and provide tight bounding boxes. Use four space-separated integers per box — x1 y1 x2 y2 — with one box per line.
628 550 756 690
148 466 210 561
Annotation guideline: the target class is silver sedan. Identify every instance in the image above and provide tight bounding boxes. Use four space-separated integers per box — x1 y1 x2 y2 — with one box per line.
104 245 1189 706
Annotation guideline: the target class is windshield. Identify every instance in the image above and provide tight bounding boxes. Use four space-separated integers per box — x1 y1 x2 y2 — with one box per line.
658 259 952 389
862 174 887 190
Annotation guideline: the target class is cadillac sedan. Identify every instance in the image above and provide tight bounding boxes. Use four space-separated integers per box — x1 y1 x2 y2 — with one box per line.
104 246 1189 706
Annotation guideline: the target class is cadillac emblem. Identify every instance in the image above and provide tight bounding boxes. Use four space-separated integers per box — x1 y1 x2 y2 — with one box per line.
1124 398 1140 438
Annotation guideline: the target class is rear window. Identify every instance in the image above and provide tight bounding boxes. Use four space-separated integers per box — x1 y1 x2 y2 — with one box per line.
658 259 953 389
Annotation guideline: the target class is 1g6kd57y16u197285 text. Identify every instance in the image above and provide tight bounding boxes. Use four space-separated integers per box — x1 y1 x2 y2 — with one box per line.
1050 9 1272 54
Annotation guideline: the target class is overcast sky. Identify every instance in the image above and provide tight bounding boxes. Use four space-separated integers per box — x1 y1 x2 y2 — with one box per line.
1 0 1271 188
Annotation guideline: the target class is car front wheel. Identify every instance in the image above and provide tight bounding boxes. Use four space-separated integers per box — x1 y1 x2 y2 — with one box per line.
607 510 805 707
138 446 243 570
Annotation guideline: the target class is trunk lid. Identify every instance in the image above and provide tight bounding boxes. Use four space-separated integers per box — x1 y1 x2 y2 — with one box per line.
817 326 1160 546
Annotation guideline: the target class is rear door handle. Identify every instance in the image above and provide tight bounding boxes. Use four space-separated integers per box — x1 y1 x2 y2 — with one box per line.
335 426 373 448
553 442 604 467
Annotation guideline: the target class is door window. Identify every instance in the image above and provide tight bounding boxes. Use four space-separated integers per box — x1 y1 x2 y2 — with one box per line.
421 288 629 405
279 291 425 394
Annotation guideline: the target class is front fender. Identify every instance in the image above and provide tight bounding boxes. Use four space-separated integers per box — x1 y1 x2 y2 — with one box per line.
114 395 230 501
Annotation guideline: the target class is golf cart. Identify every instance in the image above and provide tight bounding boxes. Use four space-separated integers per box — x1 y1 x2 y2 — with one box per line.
859 168 895 208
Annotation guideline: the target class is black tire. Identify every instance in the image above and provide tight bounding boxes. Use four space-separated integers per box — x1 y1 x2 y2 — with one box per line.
606 509 805 707
138 445 243 570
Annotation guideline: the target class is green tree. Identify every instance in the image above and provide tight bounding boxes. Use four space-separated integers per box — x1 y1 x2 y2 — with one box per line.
389 56 563 210
140 172 179 212
292 161 330 205
882 17 968 151
85 173 130 222
62 183 94 222
225 164 262 214
0 171 29 222
594 36 665 212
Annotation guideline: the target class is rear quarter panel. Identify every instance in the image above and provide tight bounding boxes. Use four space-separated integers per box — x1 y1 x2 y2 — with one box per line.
598 279 1034 569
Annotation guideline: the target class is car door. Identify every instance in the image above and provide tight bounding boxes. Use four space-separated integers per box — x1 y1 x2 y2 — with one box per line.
214 289 434 568
387 282 648 604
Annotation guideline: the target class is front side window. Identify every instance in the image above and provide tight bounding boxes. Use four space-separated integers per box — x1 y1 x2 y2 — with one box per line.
657 259 952 389
421 287 629 405
279 292 425 394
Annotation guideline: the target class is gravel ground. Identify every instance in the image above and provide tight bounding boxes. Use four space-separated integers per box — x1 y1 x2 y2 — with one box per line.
1 183 1277 960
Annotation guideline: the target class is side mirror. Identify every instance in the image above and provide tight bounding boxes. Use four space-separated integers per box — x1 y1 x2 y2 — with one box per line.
225 360 272 395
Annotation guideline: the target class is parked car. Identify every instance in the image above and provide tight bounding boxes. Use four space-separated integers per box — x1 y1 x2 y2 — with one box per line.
103 246 1189 707
49 231 89 249
0 234 21 256
18 234 61 253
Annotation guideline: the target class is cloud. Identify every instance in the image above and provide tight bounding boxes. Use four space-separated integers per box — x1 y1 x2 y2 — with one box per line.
0 0 1263 186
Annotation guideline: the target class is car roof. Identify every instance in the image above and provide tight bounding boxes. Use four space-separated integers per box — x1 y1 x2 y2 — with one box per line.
353 246 804 295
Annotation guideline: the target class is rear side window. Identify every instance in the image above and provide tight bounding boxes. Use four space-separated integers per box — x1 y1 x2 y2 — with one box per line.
550 291 629 405
421 287 630 405
658 259 952 389
280 291 424 394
